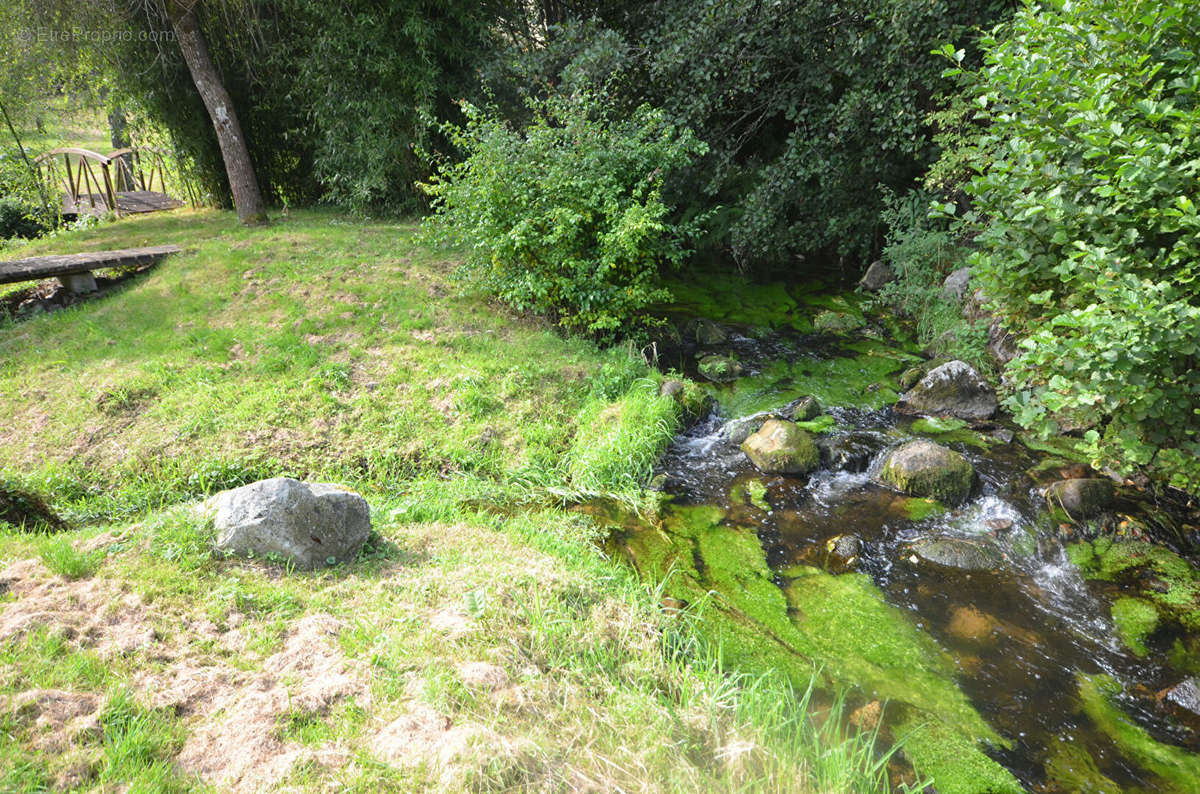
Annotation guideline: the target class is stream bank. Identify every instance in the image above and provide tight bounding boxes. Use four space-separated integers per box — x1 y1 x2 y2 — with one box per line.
599 282 1200 792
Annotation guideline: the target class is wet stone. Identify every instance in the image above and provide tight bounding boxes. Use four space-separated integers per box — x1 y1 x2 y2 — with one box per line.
873 439 976 504
896 360 998 421
782 395 822 421
907 536 1004 571
1045 478 1116 522
741 419 819 475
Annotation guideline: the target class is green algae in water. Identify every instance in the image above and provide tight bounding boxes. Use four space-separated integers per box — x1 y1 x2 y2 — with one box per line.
793 414 836 434
1042 736 1122 794
893 714 1024 794
623 505 1019 794
903 497 946 521
1078 673 1200 792
1069 539 1200 632
1111 597 1159 657
745 480 769 511
710 339 913 416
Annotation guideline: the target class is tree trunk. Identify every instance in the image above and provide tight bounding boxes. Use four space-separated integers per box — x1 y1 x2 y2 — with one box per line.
167 0 268 225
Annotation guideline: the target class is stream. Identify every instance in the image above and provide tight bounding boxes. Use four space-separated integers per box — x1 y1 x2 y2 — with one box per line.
622 310 1200 793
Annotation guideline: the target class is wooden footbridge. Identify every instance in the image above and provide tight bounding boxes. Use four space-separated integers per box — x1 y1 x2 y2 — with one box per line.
0 246 182 294
34 147 189 218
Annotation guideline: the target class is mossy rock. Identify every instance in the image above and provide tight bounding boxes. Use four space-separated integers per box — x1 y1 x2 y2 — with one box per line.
874 439 976 504
813 309 865 333
741 419 819 475
784 395 822 421
1111 597 1159 657
697 354 744 383
896 360 998 421
1045 478 1116 523
1078 673 1200 792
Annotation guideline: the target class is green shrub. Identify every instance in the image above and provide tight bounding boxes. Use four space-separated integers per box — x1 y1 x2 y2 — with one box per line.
947 0 1200 492
0 197 45 240
420 93 707 335
872 190 989 371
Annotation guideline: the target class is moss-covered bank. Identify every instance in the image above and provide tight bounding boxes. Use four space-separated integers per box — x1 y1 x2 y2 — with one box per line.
620 504 1021 794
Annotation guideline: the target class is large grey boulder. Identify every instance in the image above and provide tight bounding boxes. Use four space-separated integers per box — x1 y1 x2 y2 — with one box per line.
942 267 972 301
873 439 975 504
858 260 894 292
896 360 998 421
210 477 370 569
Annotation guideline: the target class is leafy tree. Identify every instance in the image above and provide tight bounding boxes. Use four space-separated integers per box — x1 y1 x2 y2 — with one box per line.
483 1 1011 275
947 0 1200 491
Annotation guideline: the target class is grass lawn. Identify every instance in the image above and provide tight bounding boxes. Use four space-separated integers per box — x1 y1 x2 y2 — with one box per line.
0 209 895 792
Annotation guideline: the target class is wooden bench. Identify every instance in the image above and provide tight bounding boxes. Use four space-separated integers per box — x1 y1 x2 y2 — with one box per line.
0 245 182 294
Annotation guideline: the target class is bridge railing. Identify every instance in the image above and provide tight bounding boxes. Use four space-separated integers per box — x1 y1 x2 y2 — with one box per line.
33 147 188 218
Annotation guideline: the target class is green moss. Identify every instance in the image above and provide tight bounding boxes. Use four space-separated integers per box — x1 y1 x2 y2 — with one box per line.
894 715 1024 794
711 338 914 416
697 354 744 383
745 480 769 511
1168 637 1200 675
909 417 994 451
624 505 1017 793
1042 737 1121 794
1078 674 1200 792
1017 432 1087 461
903 497 947 521
793 415 836 434
814 310 865 333
1111 598 1159 657
1069 539 1200 632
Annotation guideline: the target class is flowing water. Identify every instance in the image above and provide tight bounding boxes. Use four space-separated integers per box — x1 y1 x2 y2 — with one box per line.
636 323 1200 791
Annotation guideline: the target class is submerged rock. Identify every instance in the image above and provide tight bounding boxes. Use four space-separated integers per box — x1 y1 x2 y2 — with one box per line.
896 360 998 421
947 605 1001 645
209 477 371 569
908 536 1004 571
814 310 865 333
1045 478 1116 522
741 419 819 475
874 439 976 504
697 354 744 383
824 534 863 572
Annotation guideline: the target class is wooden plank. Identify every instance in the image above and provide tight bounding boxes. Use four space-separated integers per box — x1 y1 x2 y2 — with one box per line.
0 245 183 286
